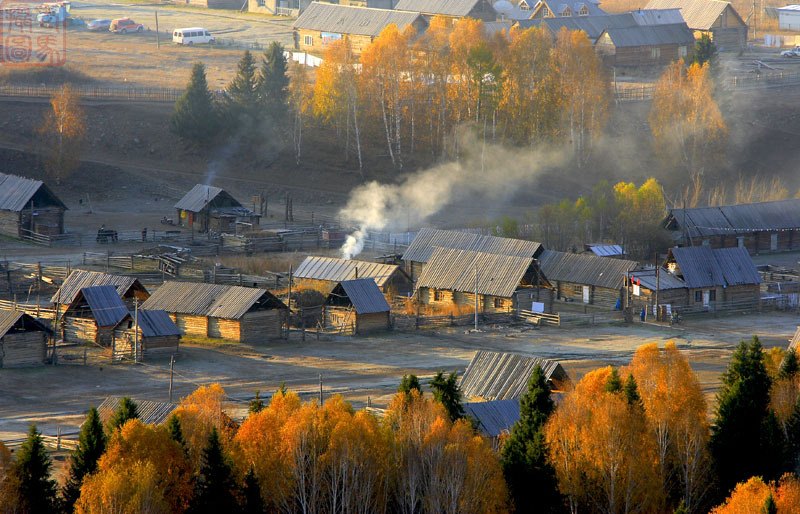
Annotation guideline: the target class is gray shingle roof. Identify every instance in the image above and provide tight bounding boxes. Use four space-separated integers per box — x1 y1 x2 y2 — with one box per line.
81 285 130 327
464 399 520 437
337 279 391 314
416 247 535 298
601 22 694 47
174 184 242 213
402 228 542 264
667 246 761 288
460 350 570 400
644 0 741 30
294 256 404 288
631 7 685 25
0 310 51 338
52 271 146 305
538 250 639 290
394 0 484 16
294 2 425 37
625 267 687 291
140 281 286 320
97 397 177 426
118 310 182 338
585 244 624 257
0 172 66 212
663 198 800 238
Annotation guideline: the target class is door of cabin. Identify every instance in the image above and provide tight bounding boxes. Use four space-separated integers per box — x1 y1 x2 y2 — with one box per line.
582 286 590 304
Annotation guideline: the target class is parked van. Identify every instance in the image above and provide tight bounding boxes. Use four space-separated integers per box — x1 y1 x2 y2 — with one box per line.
173 28 215 45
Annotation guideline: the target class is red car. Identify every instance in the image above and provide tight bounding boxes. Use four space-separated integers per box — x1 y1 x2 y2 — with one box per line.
110 18 144 34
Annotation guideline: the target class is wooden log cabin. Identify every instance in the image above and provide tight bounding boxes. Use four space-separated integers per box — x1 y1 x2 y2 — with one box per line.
0 310 53 368
140 282 287 342
394 0 497 22
0 172 67 239
293 256 413 300
662 199 800 254
664 246 762 308
292 2 428 56
112 310 181 362
415 247 547 314
174 184 260 233
537 250 640 310
325 279 391 334
595 23 694 67
52 270 150 314
625 267 690 314
402 228 543 282
645 0 746 49
61 285 129 345
526 0 607 19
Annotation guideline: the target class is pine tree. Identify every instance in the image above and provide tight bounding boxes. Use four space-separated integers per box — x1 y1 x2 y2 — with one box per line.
673 500 688 514
691 33 717 67
257 42 289 126
604 367 622 394
167 413 189 456
276 381 288 396
241 466 264 514
249 390 265 415
107 397 139 433
430 370 465 421
624 373 643 408
501 365 561 512
13 424 58 513
191 427 238 514
763 492 777 514
62 406 106 512
398 374 422 395
170 62 219 144
780 348 799 379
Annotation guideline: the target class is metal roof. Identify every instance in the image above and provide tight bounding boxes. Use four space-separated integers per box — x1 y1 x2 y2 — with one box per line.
97 396 177 426
0 310 51 338
625 267 687 291
460 350 570 400
174 184 243 213
585 243 624 257
0 172 66 212
537 0 607 16
293 256 404 288
416 247 534 298
118 310 182 338
337 279 391 314
538 250 639 290
663 198 800 238
516 13 634 39
644 0 742 30
464 399 520 437
601 22 694 47
402 228 542 264
778 4 800 11
667 246 761 288
394 0 485 16
631 7 685 25
294 2 426 37
52 271 145 305
140 281 286 320
81 286 130 327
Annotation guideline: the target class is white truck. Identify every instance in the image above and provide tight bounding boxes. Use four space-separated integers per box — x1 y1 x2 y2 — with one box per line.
781 46 800 57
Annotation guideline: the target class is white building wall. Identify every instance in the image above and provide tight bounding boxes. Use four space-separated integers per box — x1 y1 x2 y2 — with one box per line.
779 9 800 31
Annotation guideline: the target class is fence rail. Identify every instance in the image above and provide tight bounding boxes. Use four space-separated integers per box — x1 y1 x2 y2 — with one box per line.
0 84 182 102
0 299 56 319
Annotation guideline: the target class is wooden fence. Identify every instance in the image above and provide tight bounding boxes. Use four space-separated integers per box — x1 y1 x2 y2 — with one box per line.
2 434 78 452
0 84 182 102
0 299 56 319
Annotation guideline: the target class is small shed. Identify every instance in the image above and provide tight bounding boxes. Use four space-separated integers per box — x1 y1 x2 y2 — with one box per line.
97 396 177 426
464 399 521 438
459 350 571 400
644 0 747 49
293 256 413 299
325 279 391 334
141 281 287 342
61 285 129 345
174 184 260 233
52 270 150 314
0 310 52 368
779 5 800 31
112 310 182 362
0 172 67 238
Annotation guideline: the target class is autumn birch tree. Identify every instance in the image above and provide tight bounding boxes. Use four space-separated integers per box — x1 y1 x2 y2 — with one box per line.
288 61 312 166
40 84 86 184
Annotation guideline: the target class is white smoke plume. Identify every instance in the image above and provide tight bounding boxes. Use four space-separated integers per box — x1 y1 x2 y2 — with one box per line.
339 135 568 259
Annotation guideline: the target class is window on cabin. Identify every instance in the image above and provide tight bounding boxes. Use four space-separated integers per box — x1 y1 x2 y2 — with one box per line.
304 35 313 46
709 290 716 301
679 45 688 57
695 291 702 302
257 0 265 6
561 7 572 16
127 320 133 329
541 6 550 16
494 298 503 309
519 1 529 10
578 5 589 15
573 284 582 294
651 47 661 59
434 290 443 301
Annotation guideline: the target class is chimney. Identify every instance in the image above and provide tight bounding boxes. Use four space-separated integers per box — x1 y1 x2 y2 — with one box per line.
355 266 358 279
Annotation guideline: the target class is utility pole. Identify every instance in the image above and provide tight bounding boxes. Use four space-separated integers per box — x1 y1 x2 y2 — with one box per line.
319 374 323 405
169 354 174 402
134 297 139 363
474 265 478 331
655 254 661 321
155 11 160 49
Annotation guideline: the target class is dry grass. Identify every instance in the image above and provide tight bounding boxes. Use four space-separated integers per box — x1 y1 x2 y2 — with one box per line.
0 65 94 85
202 253 309 275
396 298 477 317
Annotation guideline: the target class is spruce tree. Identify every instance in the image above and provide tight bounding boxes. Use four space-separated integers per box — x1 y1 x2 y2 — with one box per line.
170 62 219 144
501 365 561 513
691 33 717 67
191 427 238 514
398 374 422 395
780 348 799 379
276 381 288 396
167 413 189 456
604 367 622 394
624 373 643 408
249 390 265 415
227 51 258 115
763 493 777 514
241 466 264 514
13 424 58 513
430 370 465 421
62 407 106 511
673 500 689 514
107 397 139 433
257 42 289 126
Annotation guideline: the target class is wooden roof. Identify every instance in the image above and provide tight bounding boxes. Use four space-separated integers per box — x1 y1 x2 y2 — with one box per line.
52 271 147 305
117 310 182 338
625 267 687 291
645 0 744 30
332 279 391 314
666 246 762 288
662 198 800 238
0 310 52 338
403 228 542 264
294 2 426 36
463 399 520 437
97 397 177 426
141 281 286 320
0 172 66 212
294 256 406 288
174 184 242 213
394 0 487 16
538 250 639 290
459 350 570 400
600 23 694 47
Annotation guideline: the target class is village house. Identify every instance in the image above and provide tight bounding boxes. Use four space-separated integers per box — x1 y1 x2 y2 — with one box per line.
325 279 391 333
415 247 547 313
52 270 150 314
595 22 694 66
112 310 181 362
249 0 310 16
645 0 746 49
292 2 427 56
664 246 762 307
60 285 130 345
393 0 497 22
537 250 639 309
460 350 571 400
293 256 413 299
174 184 260 233
0 172 67 239
625 266 690 315
662 198 800 254
402 228 543 282
779 5 800 31
140 282 287 342
0 310 53 368
187 0 241 8
523 0 607 19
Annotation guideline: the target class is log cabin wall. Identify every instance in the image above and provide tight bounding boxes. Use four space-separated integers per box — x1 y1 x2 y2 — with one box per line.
0 210 20 238
356 311 390 333
0 331 46 367
239 310 284 342
63 317 98 344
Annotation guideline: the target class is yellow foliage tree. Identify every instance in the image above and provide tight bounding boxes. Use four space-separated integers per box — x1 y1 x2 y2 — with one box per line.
76 461 168 514
173 383 235 469
711 474 800 514
0 440 20 513
39 84 86 184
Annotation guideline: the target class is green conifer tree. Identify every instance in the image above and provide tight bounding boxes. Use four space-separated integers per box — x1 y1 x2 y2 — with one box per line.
107 397 139 433
780 348 799 379
673 500 689 514
191 427 238 514
170 62 219 144
276 381 288 396
604 367 622 394
501 365 562 512
430 370 465 421
763 492 777 514
13 424 58 514
257 42 289 126
62 407 106 511
241 466 264 514
398 374 422 395
167 413 189 457
624 373 643 408
691 34 718 67
248 391 265 415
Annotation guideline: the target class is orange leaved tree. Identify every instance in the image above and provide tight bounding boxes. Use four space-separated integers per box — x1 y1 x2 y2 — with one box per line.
39 84 86 184
173 383 236 469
